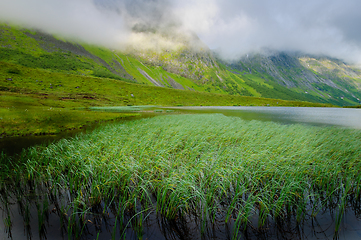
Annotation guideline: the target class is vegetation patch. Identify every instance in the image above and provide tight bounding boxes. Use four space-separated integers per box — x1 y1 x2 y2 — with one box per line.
1 114 360 238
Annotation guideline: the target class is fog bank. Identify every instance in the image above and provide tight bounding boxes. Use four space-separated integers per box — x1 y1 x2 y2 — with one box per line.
1 0 361 63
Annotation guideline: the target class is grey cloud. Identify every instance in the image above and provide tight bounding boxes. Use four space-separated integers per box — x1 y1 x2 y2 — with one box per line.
0 0 361 63
94 0 177 30
331 2 361 46
0 0 130 47
176 0 361 62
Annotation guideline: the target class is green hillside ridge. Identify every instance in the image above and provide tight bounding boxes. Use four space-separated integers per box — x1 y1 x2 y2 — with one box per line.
0 23 225 94
113 32 361 106
223 51 361 106
2 23 358 106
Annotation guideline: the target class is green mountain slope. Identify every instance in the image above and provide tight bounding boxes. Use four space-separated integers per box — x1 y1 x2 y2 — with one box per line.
223 51 361 106
1 23 360 106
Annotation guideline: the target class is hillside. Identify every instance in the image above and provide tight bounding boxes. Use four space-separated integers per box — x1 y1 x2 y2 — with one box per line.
1 23 360 106
0 23 330 138
223 51 361 106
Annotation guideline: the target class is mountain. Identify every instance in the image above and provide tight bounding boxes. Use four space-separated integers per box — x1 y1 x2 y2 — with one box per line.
222 50 361 106
1 23 360 106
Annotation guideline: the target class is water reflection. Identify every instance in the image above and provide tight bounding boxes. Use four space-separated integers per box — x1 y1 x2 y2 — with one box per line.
168 106 361 129
2 197 361 240
0 111 166 156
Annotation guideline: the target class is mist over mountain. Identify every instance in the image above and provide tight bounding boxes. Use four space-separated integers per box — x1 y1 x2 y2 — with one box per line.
1 1 361 107
1 0 361 63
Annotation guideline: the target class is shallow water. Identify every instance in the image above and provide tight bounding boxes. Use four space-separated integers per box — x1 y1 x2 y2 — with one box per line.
0 111 166 156
167 106 361 129
1 199 361 240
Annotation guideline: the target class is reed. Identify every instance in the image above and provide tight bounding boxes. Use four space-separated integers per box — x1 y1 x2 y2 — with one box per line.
1 114 361 238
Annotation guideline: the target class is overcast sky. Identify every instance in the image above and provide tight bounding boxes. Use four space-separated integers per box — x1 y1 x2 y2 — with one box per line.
1 0 361 62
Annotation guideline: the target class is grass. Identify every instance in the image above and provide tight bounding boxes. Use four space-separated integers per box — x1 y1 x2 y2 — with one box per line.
1 114 360 238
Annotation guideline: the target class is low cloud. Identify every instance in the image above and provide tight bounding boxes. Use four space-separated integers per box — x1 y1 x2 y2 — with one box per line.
0 0 129 47
175 0 361 63
1 0 361 63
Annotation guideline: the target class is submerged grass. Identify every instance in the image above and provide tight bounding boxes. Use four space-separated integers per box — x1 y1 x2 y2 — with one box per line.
1 114 361 238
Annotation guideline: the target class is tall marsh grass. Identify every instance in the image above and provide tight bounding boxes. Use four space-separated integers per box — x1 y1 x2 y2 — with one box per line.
1 114 361 238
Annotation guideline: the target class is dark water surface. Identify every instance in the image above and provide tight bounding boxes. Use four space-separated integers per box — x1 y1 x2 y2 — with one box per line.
1 196 361 240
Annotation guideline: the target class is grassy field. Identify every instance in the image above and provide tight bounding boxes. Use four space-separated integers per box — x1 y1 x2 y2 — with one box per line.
1 114 360 238
0 61 332 137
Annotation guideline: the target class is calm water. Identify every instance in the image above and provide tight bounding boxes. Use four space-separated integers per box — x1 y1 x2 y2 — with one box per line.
167 106 361 129
1 201 361 240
